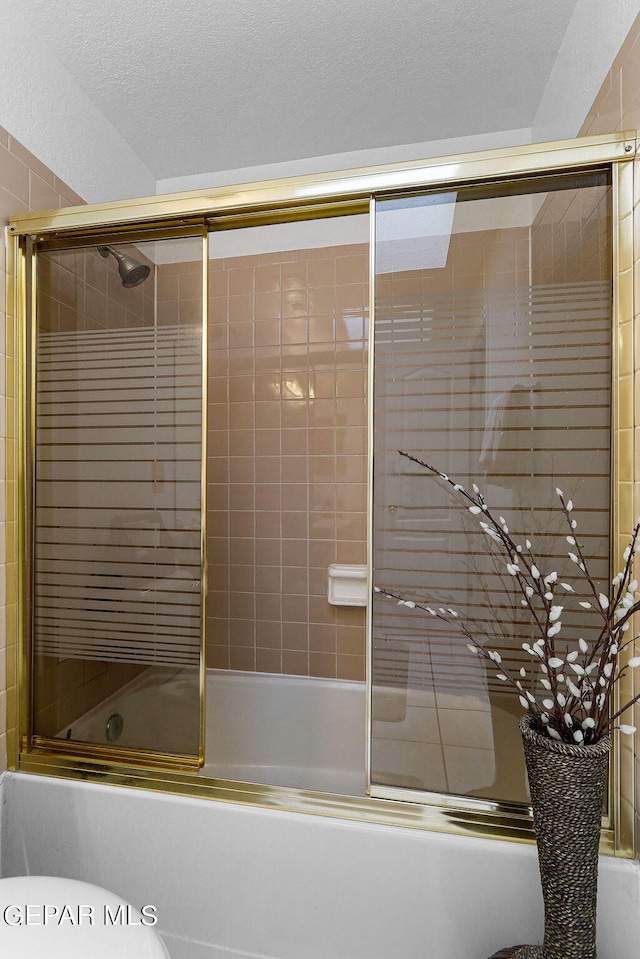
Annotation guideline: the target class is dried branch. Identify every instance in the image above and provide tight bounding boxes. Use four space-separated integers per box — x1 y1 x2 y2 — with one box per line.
375 454 640 744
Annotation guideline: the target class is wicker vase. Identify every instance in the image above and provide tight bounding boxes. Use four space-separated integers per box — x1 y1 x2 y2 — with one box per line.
512 714 610 959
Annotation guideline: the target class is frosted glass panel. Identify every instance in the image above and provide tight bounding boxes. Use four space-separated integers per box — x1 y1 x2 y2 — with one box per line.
371 173 612 803
32 237 203 757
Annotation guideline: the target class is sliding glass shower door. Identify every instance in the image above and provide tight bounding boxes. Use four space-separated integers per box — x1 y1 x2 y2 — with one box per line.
370 172 613 804
31 235 205 760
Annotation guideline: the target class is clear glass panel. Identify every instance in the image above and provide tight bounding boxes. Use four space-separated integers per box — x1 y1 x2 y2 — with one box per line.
371 173 612 803
204 215 369 794
31 237 203 757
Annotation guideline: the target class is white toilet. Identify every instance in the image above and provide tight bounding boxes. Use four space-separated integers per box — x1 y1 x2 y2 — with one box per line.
0 875 170 958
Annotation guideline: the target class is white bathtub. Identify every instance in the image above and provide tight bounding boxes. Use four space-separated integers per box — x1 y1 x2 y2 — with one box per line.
1 772 639 959
204 670 366 795
61 667 367 796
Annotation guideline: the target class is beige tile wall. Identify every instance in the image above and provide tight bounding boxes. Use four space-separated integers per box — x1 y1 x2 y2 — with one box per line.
531 184 612 285
206 244 367 681
1 127 87 771
371 213 610 802
576 10 640 854
37 245 155 334
30 245 157 739
157 257 202 327
372 224 530 704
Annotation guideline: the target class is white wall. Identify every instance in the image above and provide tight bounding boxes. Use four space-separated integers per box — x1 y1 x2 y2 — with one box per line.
2 0 638 206
533 0 640 142
0 2 155 203
156 128 531 195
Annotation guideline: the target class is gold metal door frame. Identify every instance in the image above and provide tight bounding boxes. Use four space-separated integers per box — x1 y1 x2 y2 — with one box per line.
365 162 634 857
12 227 208 771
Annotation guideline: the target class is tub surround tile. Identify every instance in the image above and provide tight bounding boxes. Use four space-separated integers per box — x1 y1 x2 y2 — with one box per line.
281 623 307 650
281 593 308 622
0 145 30 205
0 131 98 773
282 649 309 675
574 9 640 857
29 170 60 212
309 651 337 678
255 649 282 673
229 647 255 671
205 240 368 683
208 644 230 669
336 623 365 656
371 738 447 792
443 743 496 795
438 707 495 749
373 705 440 744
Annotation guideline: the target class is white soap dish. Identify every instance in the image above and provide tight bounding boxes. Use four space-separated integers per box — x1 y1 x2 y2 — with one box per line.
327 564 368 607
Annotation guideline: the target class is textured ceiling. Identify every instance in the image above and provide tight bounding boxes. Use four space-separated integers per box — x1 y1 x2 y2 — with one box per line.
18 0 579 179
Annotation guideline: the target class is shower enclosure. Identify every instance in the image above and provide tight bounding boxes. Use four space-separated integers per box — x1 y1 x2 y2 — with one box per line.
6 130 636 854
370 173 614 805
30 236 204 762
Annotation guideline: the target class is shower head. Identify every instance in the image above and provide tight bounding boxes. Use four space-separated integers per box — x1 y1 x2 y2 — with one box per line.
97 245 150 288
